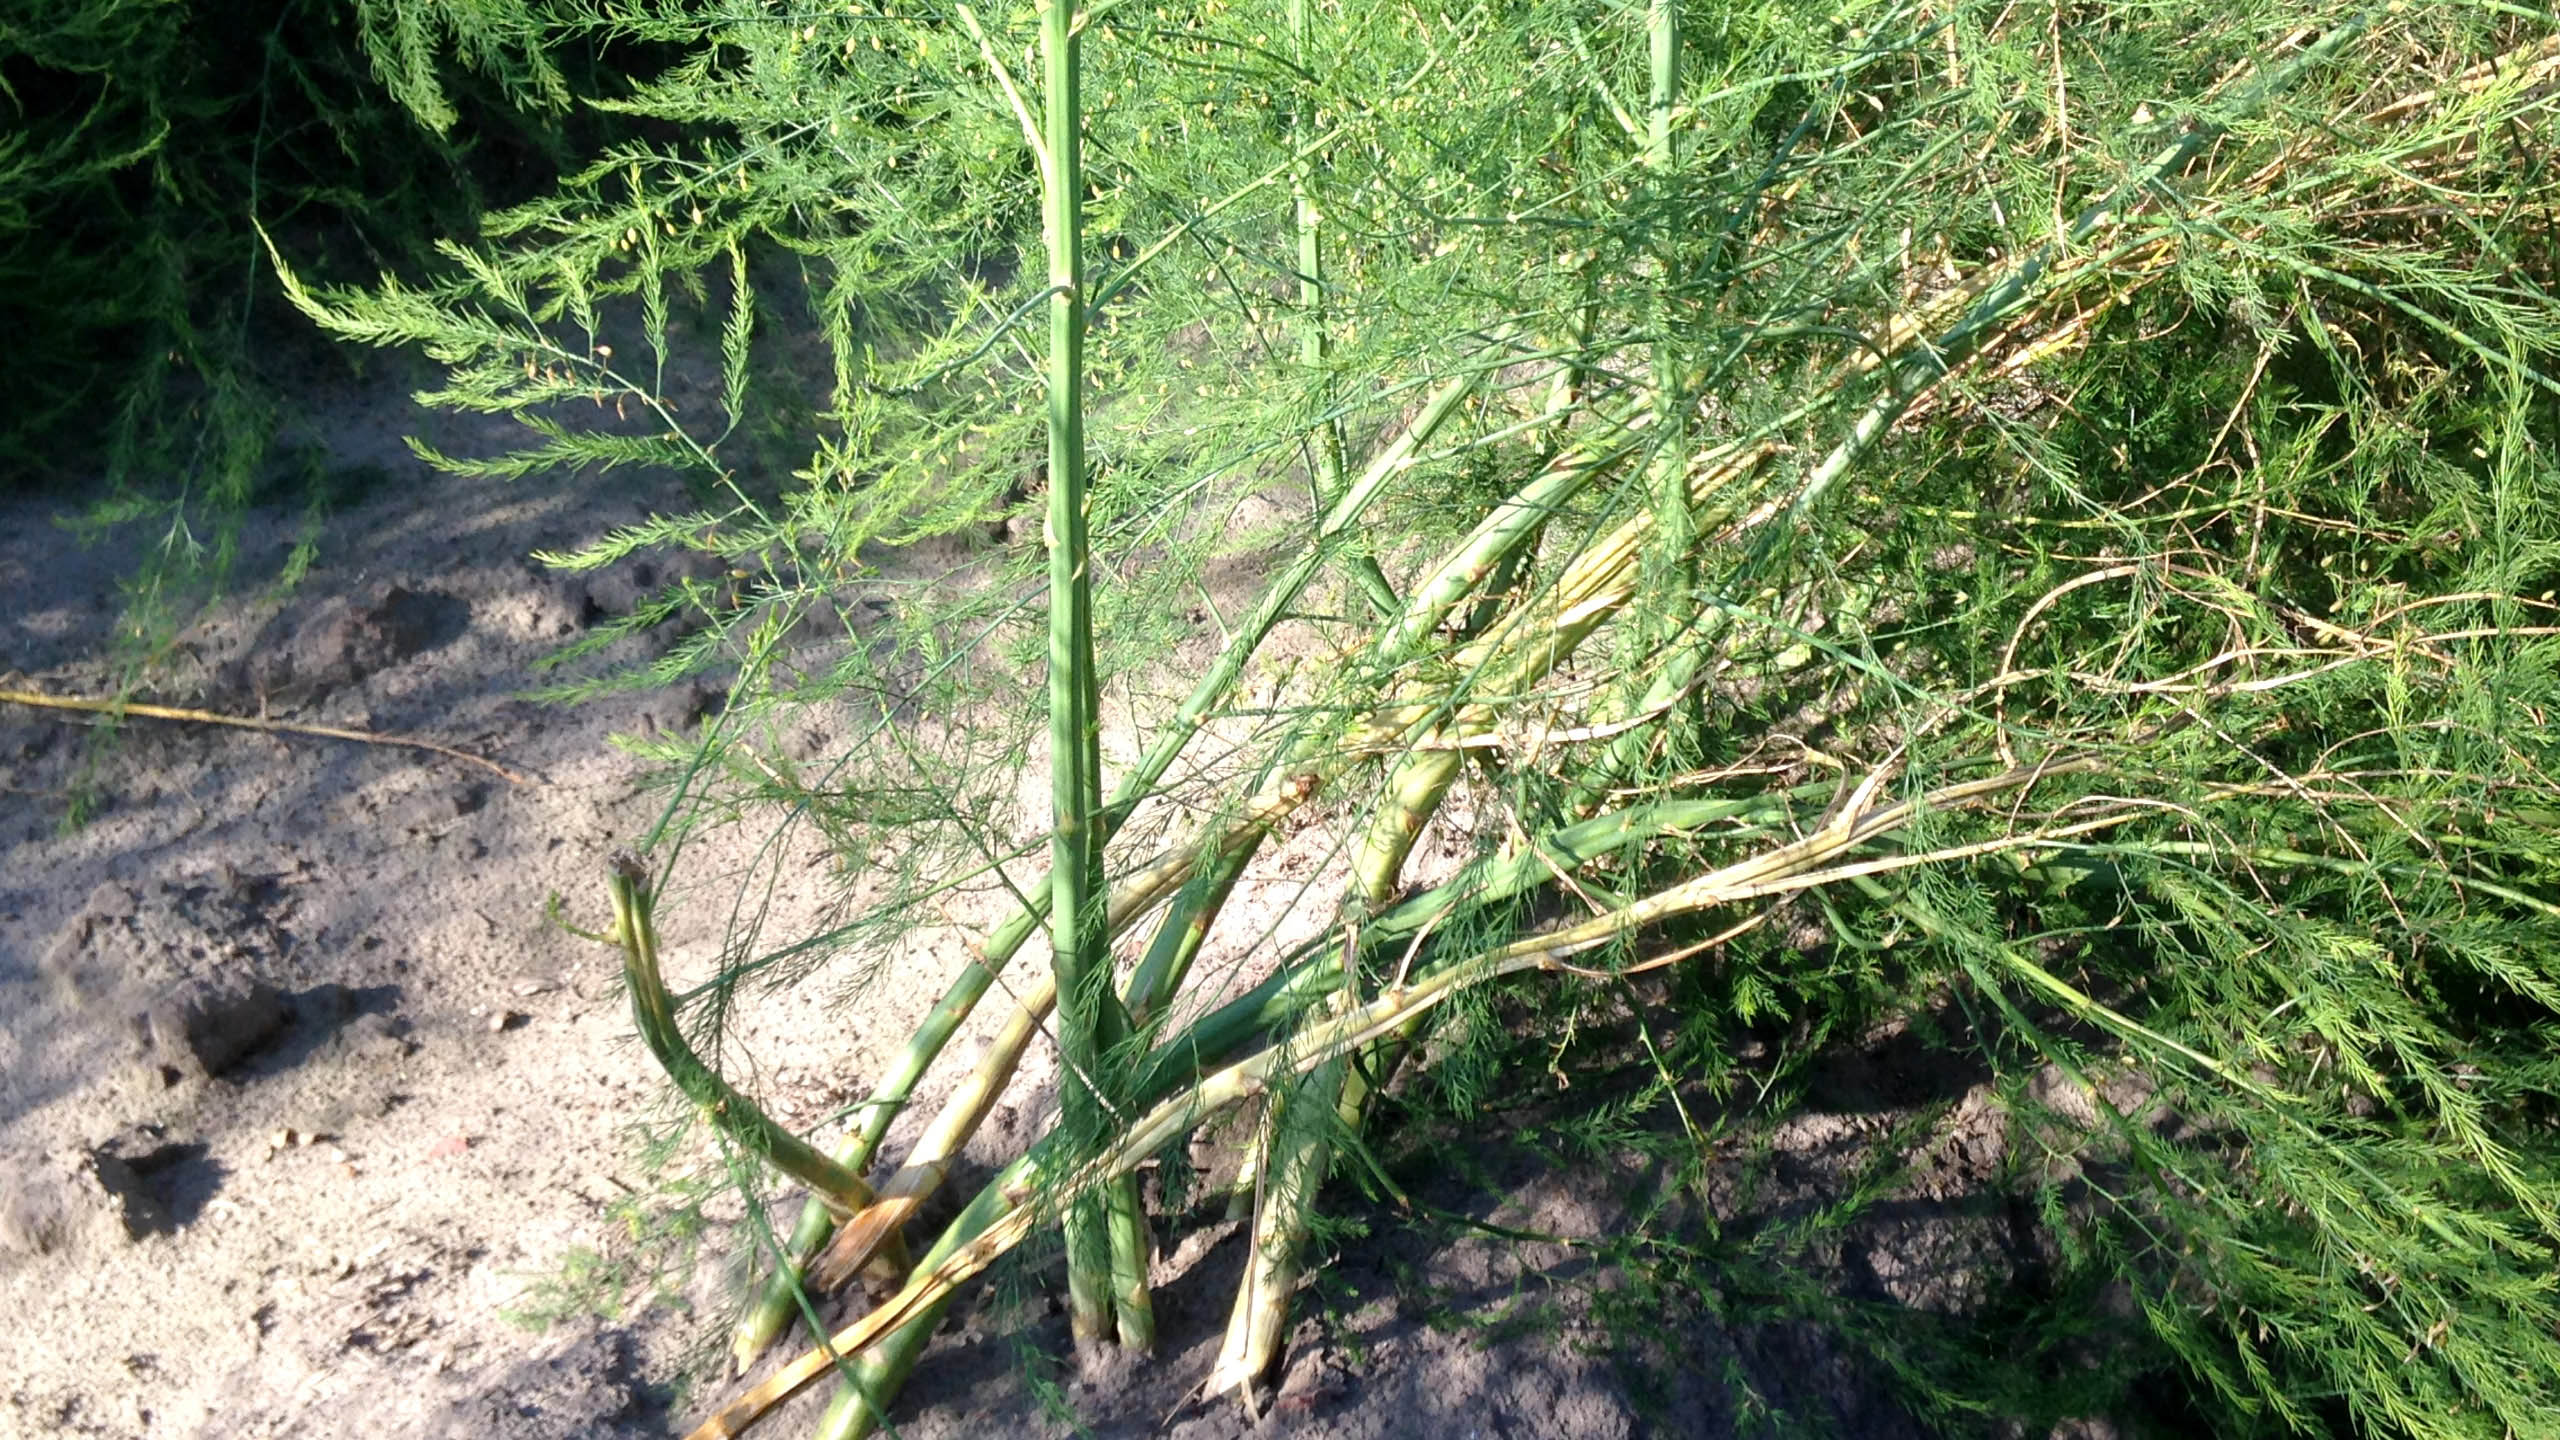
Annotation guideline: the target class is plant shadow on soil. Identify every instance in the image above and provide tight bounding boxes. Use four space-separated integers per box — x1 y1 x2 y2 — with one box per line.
720 986 2200 1440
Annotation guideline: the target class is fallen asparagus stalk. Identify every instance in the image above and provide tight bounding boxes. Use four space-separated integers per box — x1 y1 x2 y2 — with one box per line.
702 755 2100 1438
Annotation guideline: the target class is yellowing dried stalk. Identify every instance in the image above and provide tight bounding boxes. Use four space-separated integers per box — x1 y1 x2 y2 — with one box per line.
690 755 2102 1439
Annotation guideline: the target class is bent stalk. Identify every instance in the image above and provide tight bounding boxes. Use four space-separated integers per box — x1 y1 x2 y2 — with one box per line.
608 853 873 1213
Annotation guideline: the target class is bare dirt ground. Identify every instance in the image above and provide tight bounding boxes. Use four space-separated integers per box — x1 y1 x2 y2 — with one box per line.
1 369 2063 1439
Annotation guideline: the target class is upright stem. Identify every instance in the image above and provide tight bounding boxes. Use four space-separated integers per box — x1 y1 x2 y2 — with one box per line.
1293 0 1337 487
1645 0 1679 175
1640 0 1690 656
1037 0 1120 1350
1293 0 1400 620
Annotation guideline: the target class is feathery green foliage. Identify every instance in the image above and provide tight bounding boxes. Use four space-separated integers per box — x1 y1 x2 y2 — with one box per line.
308 1 2560 1436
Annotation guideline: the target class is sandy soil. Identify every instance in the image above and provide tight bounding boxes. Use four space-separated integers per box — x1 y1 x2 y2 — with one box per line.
1 371 2054 1439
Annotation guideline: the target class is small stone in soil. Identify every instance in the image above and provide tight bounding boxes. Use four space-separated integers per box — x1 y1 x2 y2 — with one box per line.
0 1164 76 1256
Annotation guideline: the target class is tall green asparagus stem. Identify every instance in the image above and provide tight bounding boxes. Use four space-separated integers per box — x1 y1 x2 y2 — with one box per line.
1291 0 1334 482
1031 0 1141 1354
1638 0 1691 664
1290 0 1399 620
1645 0 1678 175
